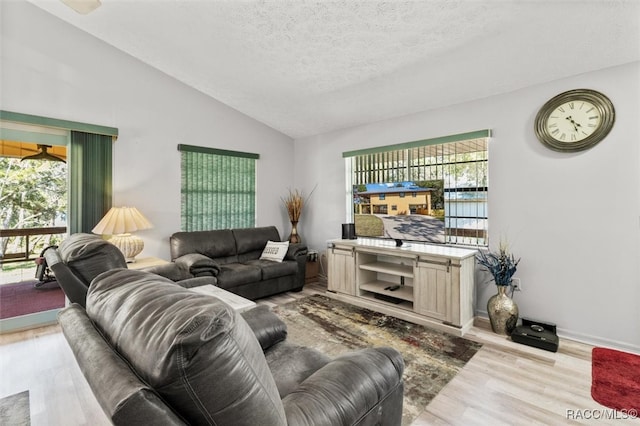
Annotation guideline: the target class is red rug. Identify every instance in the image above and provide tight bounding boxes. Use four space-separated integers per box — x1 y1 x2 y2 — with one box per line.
0 280 65 319
592 347 640 412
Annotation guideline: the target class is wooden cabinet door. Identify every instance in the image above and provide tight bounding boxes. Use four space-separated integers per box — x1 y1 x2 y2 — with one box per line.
327 245 356 295
414 259 451 321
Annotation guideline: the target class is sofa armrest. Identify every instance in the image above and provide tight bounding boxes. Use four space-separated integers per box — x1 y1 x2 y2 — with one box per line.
284 243 307 291
282 347 404 426
45 248 91 308
174 253 221 277
241 305 288 351
285 243 307 261
139 263 191 282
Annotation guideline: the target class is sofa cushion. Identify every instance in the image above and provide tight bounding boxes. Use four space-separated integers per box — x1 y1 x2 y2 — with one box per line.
234 226 281 262
245 259 298 281
86 269 287 426
216 263 262 288
170 229 238 263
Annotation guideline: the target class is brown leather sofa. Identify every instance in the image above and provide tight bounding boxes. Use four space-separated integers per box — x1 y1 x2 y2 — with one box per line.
58 269 405 425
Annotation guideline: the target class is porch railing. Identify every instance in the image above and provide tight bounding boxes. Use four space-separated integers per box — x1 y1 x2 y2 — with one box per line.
0 227 67 264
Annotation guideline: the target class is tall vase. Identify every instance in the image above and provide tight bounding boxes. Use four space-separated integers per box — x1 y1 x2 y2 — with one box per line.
288 221 301 243
487 285 518 335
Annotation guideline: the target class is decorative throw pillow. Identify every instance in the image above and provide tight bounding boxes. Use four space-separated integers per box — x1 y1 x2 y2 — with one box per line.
260 240 289 263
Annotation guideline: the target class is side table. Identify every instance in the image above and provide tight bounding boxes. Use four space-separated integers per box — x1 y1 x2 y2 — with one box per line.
128 256 169 270
305 250 320 283
190 285 257 313
305 260 319 283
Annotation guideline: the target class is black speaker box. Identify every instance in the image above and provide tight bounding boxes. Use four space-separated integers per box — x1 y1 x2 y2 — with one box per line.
511 318 559 352
342 223 356 239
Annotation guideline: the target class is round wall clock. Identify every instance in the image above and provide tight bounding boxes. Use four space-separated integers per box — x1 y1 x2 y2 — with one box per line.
534 89 615 152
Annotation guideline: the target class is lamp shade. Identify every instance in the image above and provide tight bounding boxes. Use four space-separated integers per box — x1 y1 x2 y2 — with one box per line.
61 0 102 15
92 207 153 262
92 207 153 235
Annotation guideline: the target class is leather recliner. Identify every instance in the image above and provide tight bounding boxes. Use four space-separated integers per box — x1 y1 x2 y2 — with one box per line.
45 233 213 308
58 269 405 425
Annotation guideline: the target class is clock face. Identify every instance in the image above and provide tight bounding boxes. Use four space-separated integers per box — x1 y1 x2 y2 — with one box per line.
545 100 601 143
534 89 615 152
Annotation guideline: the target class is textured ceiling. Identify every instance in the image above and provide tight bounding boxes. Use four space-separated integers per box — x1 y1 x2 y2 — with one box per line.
27 0 640 139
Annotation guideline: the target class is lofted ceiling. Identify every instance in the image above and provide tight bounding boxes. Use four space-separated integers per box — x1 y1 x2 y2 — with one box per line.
27 0 640 139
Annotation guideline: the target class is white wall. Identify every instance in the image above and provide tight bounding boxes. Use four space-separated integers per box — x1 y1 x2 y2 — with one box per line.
294 62 640 352
3 1 638 351
1 1 295 258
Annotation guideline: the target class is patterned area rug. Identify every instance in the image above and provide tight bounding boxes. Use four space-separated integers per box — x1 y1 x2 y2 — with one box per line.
0 390 30 426
273 294 482 425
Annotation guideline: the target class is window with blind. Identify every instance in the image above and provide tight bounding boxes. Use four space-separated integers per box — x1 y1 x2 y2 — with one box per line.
178 144 258 231
344 130 489 247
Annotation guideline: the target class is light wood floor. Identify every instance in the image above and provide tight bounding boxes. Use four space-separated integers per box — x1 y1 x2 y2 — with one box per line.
1 282 638 425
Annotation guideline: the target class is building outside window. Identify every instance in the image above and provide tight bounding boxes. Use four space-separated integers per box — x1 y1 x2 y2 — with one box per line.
344 130 489 246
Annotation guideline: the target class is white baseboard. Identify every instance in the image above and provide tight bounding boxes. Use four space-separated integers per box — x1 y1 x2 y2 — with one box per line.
475 310 640 354
555 328 640 355
0 309 60 334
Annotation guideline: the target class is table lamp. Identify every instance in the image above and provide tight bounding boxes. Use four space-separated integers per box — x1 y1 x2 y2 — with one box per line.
92 206 153 262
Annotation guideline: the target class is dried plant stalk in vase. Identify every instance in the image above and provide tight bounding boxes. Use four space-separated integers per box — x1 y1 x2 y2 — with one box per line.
282 187 315 222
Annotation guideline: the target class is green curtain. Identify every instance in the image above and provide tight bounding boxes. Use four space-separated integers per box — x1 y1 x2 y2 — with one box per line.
69 131 113 233
179 144 258 231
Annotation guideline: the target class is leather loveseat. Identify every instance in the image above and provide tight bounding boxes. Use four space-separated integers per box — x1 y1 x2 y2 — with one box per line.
58 269 405 425
147 226 307 300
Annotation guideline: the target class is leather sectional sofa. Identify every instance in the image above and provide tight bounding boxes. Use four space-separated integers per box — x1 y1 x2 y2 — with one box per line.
146 226 308 300
59 269 405 425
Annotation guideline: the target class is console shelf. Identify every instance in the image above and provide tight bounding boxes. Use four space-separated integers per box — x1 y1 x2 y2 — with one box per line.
359 261 414 278
359 281 414 302
327 239 477 336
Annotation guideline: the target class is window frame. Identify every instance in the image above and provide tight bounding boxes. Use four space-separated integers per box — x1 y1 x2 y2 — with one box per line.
343 130 490 247
178 144 259 232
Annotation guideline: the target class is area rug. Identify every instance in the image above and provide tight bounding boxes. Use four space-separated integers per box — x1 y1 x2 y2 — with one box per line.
592 347 640 412
0 390 30 426
0 280 64 319
273 294 482 425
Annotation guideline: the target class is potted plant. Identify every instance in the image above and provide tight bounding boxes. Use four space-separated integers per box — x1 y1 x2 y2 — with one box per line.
282 187 315 243
477 241 520 335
